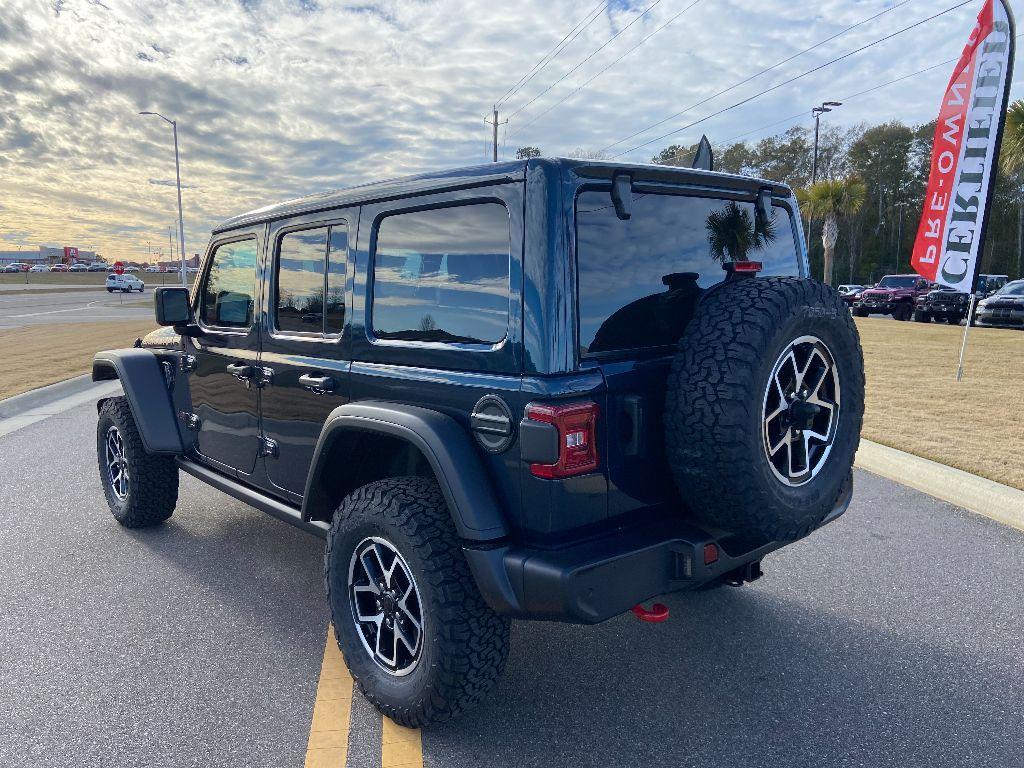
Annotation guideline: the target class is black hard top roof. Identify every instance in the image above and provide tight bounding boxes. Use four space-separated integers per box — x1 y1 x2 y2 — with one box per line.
213 157 790 234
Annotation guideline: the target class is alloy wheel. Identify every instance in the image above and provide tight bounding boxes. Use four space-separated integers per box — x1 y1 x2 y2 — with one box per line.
348 537 423 676
104 425 130 500
761 335 841 487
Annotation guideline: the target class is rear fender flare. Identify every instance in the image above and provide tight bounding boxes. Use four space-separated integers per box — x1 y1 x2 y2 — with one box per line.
302 401 508 542
92 349 183 454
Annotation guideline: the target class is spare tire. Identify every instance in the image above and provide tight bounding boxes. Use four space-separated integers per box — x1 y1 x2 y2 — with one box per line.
664 277 864 545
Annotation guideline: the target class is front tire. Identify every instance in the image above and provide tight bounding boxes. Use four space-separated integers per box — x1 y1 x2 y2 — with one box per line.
913 310 930 323
325 477 510 726
96 397 178 527
894 303 912 321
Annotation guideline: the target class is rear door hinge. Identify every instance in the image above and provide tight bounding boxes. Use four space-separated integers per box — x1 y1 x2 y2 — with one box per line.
259 436 279 458
181 354 198 373
179 411 200 431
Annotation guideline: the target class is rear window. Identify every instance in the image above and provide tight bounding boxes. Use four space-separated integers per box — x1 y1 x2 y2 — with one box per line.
371 203 510 345
576 190 800 357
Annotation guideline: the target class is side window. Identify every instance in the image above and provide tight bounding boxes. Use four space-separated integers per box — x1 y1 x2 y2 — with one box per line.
276 228 328 334
201 238 258 329
326 225 348 334
274 222 348 336
371 203 510 344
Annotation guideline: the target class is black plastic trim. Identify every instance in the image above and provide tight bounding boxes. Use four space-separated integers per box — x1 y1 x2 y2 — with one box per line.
177 458 330 539
302 400 508 541
465 471 855 623
92 349 184 455
519 418 559 464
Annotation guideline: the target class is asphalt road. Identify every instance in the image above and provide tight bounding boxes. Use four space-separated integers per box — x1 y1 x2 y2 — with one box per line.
0 289 153 328
1 400 1022 767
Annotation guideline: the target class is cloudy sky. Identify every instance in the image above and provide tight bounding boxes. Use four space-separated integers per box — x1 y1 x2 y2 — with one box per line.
0 0 1019 261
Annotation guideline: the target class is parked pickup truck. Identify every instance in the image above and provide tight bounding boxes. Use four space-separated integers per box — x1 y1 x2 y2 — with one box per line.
914 288 969 324
853 274 932 320
91 158 865 725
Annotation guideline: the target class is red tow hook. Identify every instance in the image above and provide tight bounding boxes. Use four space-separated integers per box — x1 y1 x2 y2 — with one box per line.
631 602 669 623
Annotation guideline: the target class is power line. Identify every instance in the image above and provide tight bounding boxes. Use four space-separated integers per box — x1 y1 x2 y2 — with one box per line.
601 0 915 154
722 30 1024 146
510 0 705 137
494 1 610 110
506 0 666 121
608 0 973 159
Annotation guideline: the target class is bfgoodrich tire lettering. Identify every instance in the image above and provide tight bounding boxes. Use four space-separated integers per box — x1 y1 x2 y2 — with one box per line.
96 396 178 527
325 476 510 727
664 277 864 545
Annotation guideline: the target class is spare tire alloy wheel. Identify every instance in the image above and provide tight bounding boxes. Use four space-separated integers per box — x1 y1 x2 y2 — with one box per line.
761 336 840 487
349 536 423 676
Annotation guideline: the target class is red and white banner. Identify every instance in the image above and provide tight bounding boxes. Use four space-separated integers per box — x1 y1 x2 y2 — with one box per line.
911 0 1015 290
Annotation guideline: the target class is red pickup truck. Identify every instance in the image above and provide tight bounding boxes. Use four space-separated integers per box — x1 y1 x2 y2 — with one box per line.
852 275 933 321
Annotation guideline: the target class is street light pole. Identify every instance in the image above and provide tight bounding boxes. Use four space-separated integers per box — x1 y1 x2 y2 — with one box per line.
140 111 187 287
806 101 843 257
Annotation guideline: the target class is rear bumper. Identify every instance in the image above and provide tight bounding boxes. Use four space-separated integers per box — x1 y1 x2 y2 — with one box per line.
466 474 853 624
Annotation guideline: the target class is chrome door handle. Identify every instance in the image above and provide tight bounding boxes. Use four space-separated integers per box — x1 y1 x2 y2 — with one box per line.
298 373 335 394
226 363 254 381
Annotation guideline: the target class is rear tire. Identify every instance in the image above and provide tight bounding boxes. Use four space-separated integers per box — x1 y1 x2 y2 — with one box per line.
96 397 178 527
664 277 864 545
325 477 510 726
853 308 868 317
894 303 912 321
913 310 930 323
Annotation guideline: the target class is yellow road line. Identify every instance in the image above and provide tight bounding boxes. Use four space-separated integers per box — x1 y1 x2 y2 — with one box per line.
382 716 423 768
305 626 354 768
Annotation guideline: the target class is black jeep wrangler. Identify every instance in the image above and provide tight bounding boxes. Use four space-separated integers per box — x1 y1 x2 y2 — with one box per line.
93 158 864 725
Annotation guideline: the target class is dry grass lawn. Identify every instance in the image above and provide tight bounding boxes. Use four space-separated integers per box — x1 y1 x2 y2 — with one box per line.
0 272 195 288
857 317 1024 491
0 313 1020 491
0 320 158 400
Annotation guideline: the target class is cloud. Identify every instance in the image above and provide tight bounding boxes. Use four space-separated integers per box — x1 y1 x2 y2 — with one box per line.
0 0 1005 260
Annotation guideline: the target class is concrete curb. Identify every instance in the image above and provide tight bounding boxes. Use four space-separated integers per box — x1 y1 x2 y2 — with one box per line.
0 374 97 419
855 439 1024 533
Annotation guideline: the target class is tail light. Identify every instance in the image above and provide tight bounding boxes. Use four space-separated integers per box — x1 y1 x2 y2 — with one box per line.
525 401 599 479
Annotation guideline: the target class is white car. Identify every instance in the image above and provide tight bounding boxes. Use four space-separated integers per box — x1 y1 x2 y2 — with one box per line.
68 263 88 272
29 264 49 272
106 274 145 293
123 265 139 273
144 266 161 273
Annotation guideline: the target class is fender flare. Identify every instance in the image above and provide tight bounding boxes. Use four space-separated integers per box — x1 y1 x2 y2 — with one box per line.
92 349 184 454
301 401 508 542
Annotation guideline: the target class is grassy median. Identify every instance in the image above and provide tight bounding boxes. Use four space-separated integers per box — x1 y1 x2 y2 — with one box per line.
857 317 1024 491
0 321 158 400
0 272 194 287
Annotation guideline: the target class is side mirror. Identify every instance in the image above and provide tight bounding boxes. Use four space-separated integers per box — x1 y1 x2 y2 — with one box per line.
154 286 196 332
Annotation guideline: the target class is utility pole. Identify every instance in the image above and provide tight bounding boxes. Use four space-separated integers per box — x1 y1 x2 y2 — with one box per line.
486 106 509 163
895 201 909 273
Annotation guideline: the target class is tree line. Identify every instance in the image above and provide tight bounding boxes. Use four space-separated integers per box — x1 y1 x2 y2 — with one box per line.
520 115 1024 285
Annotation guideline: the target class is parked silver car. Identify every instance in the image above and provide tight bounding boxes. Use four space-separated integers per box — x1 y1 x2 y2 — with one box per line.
974 279 1024 328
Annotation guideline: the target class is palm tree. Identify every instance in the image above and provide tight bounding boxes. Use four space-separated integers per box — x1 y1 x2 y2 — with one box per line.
799 178 867 286
705 201 777 264
1000 99 1024 174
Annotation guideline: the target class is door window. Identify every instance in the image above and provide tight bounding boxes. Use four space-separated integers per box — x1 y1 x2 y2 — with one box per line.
201 238 258 329
274 223 348 336
371 203 510 344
